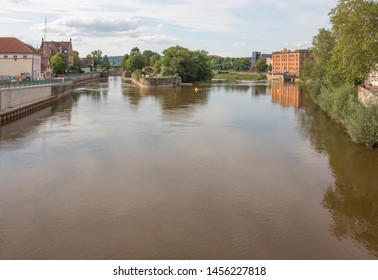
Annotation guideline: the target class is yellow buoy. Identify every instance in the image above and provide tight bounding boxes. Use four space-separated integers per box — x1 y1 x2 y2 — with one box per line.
194 87 199 93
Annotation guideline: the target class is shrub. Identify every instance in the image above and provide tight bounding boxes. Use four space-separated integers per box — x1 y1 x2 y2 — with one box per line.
346 103 378 147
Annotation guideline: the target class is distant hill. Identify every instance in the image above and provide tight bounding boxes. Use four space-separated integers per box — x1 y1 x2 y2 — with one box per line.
107 56 124 67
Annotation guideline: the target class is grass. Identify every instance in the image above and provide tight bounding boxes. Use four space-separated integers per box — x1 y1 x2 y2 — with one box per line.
213 72 267 82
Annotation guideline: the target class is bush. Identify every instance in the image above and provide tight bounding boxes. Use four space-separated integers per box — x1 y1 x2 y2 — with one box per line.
305 82 378 147
132 69 142 81
347 103 378 147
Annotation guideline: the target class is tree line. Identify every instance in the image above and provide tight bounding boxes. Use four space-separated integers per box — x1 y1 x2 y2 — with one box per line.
300 0 378 147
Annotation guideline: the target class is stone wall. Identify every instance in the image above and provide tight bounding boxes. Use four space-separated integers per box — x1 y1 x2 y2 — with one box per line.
134 76 181 87
0 86 51 110
358 86 378 106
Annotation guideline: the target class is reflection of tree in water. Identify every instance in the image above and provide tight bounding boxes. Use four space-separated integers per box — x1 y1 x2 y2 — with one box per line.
298 102 378 257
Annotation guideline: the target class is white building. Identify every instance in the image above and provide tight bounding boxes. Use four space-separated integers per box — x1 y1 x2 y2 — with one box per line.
0 37 42 81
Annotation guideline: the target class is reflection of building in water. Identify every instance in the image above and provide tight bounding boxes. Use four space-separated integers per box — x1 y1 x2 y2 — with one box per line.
271 81 307 108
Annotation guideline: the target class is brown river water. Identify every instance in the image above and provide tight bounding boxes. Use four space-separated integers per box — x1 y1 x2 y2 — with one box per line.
0 77 377 259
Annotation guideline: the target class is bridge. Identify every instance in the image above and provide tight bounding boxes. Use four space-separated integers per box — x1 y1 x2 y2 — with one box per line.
212 63 252 71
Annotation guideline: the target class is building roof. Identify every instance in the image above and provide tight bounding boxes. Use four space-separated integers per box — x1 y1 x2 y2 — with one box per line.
79 58 94 68
41 40 72 57
0 37 37 54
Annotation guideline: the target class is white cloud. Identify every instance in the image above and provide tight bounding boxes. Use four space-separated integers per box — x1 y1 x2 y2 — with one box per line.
33 16 140 37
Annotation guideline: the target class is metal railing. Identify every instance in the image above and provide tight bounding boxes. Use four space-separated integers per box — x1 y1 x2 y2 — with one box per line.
0 79 66 89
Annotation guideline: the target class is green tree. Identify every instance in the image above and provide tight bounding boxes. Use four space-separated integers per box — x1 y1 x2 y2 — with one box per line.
150 53 161 67
141 50 162 66
327 0 378 85
123 51 145 72
101 55 110 71
51 52 68 75
255 57 268 72
88 50 103 71
130 47 140 54
161 46 213 83
71 50 80 73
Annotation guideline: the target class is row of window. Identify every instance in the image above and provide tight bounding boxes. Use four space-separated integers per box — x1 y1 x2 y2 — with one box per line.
1 55 29 59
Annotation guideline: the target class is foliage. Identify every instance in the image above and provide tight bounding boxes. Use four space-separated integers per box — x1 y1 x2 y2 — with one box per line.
149 53 161 67
131 69 142 81
347 103 378 147
71 50 80 73
101 55 110 71
87 50 103 70
123 52 145 72
161 46 213 83
299 0 378 147
51 52 68 74
142 50 160 66
255 57 268 72
327 0 378 86
213 73 267 82
303 82 378 147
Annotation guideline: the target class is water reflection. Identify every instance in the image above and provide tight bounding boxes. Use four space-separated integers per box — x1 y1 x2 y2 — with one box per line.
1 78 378 259
272 81 308 109
297 102 378 257
0 97 74 143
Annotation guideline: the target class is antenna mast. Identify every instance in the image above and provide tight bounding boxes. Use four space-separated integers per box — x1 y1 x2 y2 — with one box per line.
43 16 47 56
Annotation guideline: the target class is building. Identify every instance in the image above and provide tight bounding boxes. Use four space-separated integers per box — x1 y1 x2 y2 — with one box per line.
40 38 74 78
0 37 42 81
79 58 94 73
251 51 272 69
272 49 312 77
251 51 261 65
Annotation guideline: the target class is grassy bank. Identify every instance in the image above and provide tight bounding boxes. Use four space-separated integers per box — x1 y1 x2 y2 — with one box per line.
303 81 378 147
213 72 266 82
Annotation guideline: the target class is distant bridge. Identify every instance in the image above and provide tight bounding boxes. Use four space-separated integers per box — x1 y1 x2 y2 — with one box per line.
212 63 252 71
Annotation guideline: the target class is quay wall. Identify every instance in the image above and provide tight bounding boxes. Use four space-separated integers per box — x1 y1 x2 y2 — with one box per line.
132 77 181 87
1 86 51 110
0 73 101 125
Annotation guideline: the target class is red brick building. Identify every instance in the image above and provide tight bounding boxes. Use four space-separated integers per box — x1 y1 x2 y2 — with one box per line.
40 38 74 78
272 49 312 77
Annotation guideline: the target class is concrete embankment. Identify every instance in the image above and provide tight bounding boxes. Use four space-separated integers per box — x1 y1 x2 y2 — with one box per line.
131 76 182 88
0 73 101 125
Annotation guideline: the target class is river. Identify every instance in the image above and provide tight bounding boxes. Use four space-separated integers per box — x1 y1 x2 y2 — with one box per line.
0 77 377 259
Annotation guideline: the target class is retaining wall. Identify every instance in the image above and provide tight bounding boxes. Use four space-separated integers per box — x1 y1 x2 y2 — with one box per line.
358 86 378 106
133 77 181 87
1 86 51 110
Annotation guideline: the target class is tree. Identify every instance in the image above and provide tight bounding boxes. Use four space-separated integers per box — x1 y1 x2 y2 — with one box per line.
130 47 140 54
88 50 103 71
161 46 213 82
255 57 268 72
71 50 80 73
101 55 110 71
123 51 145 72
327 0 378 85
51 52 68 75
150 53 161 67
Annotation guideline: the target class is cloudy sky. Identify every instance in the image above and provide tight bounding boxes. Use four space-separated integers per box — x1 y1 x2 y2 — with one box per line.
0 0 338 57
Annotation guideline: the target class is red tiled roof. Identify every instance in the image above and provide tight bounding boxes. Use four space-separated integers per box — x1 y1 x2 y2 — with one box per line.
41 40 72 57
0 37 36 54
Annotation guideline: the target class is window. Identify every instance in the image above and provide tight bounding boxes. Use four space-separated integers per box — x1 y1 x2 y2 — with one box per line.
23 55 27 59
4 55 8 58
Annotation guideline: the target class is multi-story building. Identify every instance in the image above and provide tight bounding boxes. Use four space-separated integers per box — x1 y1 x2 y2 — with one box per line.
40 38 74 78
0 37 42 81
272 49 312 77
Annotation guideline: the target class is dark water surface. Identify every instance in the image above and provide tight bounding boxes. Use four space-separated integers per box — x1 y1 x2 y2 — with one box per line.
1 77 377 259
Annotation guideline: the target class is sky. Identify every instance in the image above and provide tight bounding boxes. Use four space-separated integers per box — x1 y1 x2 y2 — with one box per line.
0 0 339 57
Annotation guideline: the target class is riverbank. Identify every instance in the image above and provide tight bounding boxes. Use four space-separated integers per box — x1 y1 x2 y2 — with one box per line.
213 72 267 82
0 73 101 126
302 81 378 147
